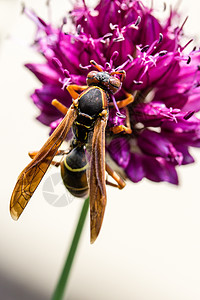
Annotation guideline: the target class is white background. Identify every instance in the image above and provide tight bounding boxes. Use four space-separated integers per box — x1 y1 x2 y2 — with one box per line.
1 0 200 299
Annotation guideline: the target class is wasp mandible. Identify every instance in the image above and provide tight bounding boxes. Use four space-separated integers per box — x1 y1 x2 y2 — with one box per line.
10 60 134 243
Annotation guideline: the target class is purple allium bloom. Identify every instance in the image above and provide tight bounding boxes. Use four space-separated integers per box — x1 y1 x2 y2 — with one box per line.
24 0 200 185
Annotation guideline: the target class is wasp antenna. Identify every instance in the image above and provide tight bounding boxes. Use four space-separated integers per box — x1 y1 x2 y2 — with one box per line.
90 60 103 72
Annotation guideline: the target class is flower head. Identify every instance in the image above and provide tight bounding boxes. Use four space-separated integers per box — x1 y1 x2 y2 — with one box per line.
25 0 200 185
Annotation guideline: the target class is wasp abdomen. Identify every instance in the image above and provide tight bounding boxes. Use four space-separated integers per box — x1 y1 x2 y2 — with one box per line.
61 146 88 198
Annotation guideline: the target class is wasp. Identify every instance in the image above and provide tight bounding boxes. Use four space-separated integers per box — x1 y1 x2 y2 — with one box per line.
10 60 134 243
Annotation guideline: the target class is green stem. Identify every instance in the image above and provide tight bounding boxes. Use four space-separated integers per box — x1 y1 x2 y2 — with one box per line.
51 197 89 300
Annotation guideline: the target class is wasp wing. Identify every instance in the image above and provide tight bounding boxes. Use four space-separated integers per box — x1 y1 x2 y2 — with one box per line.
89 115 107 243
10 104 77 220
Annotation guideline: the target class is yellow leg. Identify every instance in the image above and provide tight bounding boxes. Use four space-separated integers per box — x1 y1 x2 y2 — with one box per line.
66 84 88 99
52 99 68 115
110 125 132 134
110 106 132 134
28 150 65 167
29 152 126 188
29 153 125 188
105 163 126 189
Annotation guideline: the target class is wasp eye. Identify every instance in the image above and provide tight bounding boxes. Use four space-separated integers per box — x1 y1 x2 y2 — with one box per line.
86 71 98 86
87 71 98 79
109 76 121 88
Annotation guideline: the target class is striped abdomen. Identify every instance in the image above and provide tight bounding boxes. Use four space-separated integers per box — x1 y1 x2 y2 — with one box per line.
60 146 88 198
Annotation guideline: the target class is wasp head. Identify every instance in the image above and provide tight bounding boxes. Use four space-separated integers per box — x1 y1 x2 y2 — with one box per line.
86 69 125 94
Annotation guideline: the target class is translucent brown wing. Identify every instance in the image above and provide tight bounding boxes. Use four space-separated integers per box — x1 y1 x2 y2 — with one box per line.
89 115 107 243
10 104 77 220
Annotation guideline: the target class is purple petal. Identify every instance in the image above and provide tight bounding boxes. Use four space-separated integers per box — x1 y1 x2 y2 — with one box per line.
106 29 135 66
34 85 72 107
139 13 162 46
161 115 200 147
133 102 179 127
25 63 61 85
148 53 180 87
95 0 121 36
173 145 195 165
36 111 60 126
137 129 183 165
125 153 145 182
182 89 200 112
143 156 179 184
107 137 131 169
107 107 127 128
124 52 180 91
153 85 188 109
24 0 200 187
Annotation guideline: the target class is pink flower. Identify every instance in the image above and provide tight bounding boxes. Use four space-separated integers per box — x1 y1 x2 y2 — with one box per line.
25 0 200 185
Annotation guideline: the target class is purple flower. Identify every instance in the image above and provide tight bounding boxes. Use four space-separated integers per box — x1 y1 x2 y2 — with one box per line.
24 0 200 185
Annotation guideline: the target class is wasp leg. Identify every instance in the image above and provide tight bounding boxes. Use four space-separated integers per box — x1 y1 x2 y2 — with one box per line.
105 163 126 189
109 92 134 109
110 70 126 82
52 99 68 115
66 85 88 100
106 179 119 188
110 106 132 134
90 60 103 72
110 125 132 134
28 150 65 167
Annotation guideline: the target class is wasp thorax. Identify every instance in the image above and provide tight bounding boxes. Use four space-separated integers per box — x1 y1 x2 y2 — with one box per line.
86 71 122 94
